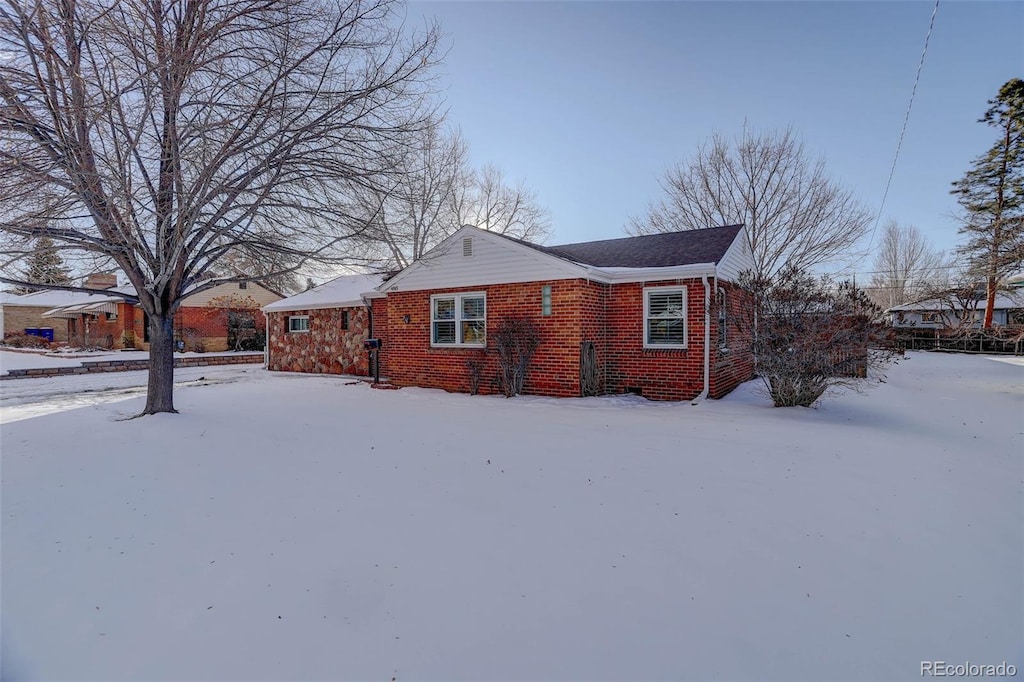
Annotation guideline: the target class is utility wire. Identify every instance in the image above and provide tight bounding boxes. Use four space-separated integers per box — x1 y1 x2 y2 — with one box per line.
864 0 941 257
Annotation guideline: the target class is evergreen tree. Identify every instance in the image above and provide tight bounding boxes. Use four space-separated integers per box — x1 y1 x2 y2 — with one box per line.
951 78 1024 328
17 237 72 293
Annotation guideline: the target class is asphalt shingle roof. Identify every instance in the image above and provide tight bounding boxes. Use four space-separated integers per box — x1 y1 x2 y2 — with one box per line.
523 224 743 268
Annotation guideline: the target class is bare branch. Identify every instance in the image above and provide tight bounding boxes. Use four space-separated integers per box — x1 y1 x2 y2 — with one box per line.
629 126 872 278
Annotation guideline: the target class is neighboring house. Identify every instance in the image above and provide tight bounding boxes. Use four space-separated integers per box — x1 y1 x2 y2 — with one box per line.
0 274 124 343
362 224 755 401
7 276 283 350
169 281 283 351
264 274 385 375
887 290 1024 329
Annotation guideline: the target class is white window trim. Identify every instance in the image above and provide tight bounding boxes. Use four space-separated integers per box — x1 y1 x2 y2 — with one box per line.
431 292 486 348
288 315 310 333
643 286 688 350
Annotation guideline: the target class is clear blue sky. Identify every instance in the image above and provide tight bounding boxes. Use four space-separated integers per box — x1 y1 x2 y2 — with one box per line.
410 0 1023 272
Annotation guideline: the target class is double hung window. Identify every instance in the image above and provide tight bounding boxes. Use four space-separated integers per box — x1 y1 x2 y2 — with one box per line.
432 293 486 346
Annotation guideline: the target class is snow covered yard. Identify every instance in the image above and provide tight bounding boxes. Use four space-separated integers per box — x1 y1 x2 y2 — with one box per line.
1 352 1021 681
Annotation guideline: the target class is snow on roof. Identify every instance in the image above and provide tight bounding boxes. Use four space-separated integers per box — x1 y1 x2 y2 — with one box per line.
887 290 1024 312
263 274 384 312
0 289 127 308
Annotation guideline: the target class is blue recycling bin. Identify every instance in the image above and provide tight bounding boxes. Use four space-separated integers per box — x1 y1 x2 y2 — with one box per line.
24 327 39 337
39 328 54 342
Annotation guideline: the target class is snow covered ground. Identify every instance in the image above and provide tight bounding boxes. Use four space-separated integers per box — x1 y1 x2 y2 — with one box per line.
0 365 258 424
1 352 1021 680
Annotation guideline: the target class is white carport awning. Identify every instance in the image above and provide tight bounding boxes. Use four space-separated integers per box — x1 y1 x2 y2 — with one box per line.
42 300 120 318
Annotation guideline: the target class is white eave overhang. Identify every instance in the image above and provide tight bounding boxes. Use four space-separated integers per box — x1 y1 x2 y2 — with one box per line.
584 263 719 284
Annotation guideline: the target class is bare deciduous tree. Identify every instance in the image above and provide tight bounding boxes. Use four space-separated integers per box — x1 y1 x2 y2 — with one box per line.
350 124 552 269
629 127 872 278
867 220 948 309
349 122 467 269
454 164 551 243
0 0 440 414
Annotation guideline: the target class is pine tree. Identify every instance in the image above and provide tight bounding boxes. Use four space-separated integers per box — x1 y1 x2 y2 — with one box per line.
17 237 72 293
951 78 1024 328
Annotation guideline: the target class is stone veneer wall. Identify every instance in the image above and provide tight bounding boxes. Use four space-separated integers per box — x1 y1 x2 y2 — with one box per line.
266 306 370 376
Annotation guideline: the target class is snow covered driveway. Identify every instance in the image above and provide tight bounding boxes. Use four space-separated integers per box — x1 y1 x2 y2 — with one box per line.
1 353 1021 680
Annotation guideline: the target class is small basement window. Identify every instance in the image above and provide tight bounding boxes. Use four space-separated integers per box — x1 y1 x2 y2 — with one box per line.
288 315 310 333
644 286 687 349
341 310 349 330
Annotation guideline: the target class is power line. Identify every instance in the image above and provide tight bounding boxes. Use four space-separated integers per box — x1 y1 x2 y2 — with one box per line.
863 0 941 257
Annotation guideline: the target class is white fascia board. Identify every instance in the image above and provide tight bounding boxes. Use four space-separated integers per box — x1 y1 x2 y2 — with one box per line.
589 263 718 284
715 226 753 282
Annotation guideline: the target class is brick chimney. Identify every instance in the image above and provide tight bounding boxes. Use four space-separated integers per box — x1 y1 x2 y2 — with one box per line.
84 273 118 290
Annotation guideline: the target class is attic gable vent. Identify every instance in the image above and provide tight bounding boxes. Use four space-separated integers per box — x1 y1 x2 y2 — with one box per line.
462 237 473 257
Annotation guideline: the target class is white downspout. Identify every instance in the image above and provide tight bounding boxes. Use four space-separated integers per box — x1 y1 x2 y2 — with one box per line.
692 273 711 405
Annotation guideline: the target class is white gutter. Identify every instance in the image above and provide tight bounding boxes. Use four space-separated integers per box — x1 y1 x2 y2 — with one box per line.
692 273 711 405
587 263 718 284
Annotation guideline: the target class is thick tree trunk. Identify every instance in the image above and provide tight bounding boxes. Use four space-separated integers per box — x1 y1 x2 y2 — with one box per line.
983 276 997 329
144 313 177 414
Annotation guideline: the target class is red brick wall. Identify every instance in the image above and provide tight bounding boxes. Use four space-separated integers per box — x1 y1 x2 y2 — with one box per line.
172 306 268 352
370 297 389 378
709 281 756 399
380 280 588 397
604 279 708 401
175 307 229 350
377 277 754 402
267 307 370 375
580 281 608 394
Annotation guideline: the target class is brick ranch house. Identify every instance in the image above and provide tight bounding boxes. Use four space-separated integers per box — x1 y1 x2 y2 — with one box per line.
267 224 755 401
12 275 283 351
263 274 384 375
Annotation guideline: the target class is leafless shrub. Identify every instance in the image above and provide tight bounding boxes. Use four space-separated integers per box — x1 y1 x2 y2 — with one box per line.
2 334 51 349
465 351 487 395
739 266 899 407
494 316 540 398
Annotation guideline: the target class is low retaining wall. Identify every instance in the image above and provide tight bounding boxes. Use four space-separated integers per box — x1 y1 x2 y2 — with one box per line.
1 353 264 380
